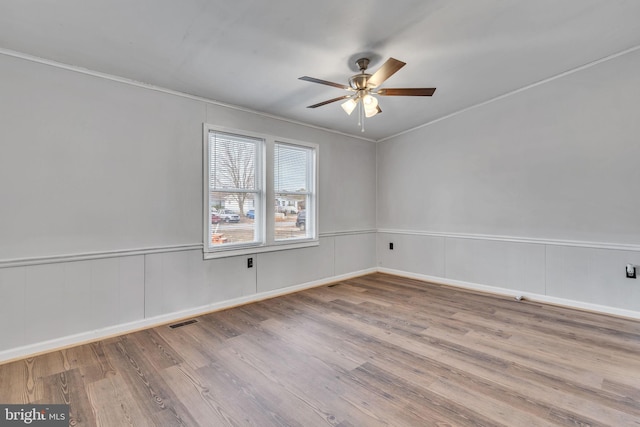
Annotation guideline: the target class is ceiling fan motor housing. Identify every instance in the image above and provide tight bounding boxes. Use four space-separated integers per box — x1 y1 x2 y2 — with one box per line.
349 73 372 90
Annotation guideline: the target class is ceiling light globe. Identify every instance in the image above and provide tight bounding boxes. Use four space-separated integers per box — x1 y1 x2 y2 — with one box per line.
363 94 380 118
341 98 358 115
364 105 379 118
362 94 378 107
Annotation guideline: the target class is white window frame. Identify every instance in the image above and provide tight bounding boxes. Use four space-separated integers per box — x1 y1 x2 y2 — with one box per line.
203 124 318 259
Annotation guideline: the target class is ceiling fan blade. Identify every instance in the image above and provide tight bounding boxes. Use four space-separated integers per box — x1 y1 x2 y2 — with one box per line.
368 58 406 88
377 88 436 96
306 95 352 108
299 76 350 90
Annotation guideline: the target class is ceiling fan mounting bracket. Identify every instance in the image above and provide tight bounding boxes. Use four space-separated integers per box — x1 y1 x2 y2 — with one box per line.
355 57 370 71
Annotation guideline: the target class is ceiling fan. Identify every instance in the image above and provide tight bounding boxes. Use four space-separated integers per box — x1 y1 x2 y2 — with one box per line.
299 57 436 132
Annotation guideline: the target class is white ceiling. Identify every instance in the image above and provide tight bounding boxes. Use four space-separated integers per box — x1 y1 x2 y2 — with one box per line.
1 0 640 141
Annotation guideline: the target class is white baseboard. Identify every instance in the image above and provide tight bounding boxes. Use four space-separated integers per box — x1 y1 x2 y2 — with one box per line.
378 267 640 321
0 267 377 365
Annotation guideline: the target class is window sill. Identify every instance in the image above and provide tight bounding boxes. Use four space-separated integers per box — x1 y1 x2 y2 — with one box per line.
203 238 320 259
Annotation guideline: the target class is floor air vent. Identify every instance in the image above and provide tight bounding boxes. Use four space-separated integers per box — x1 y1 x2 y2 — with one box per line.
169 319 198 329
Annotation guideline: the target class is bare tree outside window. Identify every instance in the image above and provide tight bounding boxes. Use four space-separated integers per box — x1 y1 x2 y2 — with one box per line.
215 139 254 216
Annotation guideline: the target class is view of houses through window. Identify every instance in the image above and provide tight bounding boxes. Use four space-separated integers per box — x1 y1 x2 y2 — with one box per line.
206 127 316 252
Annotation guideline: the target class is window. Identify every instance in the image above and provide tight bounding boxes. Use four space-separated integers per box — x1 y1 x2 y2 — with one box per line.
204 124 317 258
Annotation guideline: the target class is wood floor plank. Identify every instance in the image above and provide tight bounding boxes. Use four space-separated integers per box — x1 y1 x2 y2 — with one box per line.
212 329 389 426
86 374 156 427
259 318 367 371
159 364 242 426
102 337 198 426
2 273 640 426
205 346 334 426
35 368 96 427
64 341 117 384
127 329 184 370
347 362 504 427
153 324 213 370
427 375 556 427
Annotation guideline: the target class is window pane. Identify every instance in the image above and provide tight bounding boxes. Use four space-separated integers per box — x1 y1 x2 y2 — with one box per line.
274 142 313 241
274 143 309 192
210 132 258 191
275 194 308 240
209 191 257 246
208 130 261 249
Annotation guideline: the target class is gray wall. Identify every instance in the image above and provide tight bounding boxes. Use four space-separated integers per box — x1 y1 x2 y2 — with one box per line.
377 48 640 314
0 53 377 360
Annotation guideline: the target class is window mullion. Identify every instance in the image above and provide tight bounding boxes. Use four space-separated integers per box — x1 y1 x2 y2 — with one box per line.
264 138 275 245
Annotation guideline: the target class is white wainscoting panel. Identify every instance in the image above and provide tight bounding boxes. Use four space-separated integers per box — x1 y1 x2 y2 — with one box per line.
334 232 377 276
203 252 257 301
63 260 97 335
144 249 258 318
146 250 207 317
445 237 546 294
546 245 640 312
257 237 335 293
24 263 68 345
0 267 26 352
118 255 146 323
61 256 145 334
18 257 146 347
377 232 446 277
87 259 121 331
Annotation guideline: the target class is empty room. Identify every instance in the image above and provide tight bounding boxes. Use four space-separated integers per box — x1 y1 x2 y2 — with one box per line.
1 1 639 426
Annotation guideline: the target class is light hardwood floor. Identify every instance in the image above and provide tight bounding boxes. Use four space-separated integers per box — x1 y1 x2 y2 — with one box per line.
1 273 640 426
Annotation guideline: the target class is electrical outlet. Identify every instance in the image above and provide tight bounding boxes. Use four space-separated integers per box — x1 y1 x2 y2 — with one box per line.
247 257 253 268
626 264 636 278
389 242 394 250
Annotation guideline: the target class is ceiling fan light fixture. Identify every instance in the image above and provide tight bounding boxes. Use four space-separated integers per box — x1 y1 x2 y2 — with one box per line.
364 106 379 118
362 93 377 106
363 94 379 117
364 104 379 117
341 97 358 115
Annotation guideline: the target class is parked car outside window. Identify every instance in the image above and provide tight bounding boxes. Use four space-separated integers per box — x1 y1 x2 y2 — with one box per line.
246 209 255 219
276 206 298 215
218 210 240 223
